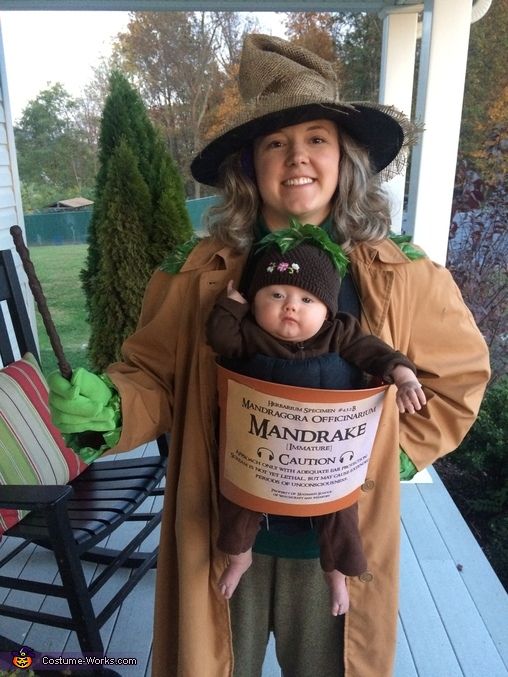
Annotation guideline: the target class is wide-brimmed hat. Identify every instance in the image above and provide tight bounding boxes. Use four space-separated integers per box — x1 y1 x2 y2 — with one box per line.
191 33 418 186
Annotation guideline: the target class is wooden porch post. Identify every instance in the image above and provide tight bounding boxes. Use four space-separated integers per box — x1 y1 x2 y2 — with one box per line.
405 0 472 265
378 8 419 234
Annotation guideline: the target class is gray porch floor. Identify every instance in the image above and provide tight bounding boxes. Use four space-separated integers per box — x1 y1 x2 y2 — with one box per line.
0 442 506 677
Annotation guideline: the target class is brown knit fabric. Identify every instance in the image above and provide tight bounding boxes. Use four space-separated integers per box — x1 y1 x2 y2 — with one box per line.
248 242 341 317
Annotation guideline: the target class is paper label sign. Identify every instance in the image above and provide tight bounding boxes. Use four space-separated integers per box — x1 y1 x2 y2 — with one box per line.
217 365 388 516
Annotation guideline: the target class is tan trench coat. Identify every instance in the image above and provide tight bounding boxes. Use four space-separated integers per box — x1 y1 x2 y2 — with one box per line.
107 236 490 677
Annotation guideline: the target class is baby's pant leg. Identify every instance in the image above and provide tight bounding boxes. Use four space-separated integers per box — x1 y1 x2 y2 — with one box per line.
217 494 263 554
315 503 367 574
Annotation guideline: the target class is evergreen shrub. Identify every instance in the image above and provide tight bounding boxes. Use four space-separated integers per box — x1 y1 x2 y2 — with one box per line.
450 377 508 585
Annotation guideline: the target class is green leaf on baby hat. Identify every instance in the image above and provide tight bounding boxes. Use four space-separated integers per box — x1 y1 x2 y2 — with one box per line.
256 218 350 279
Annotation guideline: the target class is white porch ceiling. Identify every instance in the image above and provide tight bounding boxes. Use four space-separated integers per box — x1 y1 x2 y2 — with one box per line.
0 1 423 12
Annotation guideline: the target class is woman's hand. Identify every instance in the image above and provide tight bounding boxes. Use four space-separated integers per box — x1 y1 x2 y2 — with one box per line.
48 368 119 433
227 279 247 304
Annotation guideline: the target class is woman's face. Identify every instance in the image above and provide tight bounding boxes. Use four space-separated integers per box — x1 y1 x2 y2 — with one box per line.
253 119 340 231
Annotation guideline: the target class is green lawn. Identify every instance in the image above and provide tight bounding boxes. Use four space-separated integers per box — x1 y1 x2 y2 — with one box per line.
30 244 91 377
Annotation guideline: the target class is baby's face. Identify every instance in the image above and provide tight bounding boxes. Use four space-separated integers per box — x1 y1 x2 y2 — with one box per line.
253 284 328 343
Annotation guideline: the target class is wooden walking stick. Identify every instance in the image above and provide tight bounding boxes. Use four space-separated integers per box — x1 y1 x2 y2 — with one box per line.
10 225 73 381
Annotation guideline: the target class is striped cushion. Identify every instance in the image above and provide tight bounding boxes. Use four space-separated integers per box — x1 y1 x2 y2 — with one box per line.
0 353 88 534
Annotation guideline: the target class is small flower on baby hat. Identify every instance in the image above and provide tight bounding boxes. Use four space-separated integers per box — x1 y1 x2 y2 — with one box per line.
266 261 300 274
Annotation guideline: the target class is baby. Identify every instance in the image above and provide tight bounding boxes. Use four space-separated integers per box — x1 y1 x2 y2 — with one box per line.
206 227 426 615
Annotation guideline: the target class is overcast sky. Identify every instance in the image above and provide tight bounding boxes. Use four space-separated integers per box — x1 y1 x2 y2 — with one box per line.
0 10 285 124
0 12 131 122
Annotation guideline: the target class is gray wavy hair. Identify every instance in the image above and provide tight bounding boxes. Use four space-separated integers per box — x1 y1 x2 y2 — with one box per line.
204 129 392 253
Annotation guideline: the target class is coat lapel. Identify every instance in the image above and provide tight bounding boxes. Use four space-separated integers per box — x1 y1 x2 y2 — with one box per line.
349 240 406 341
355 266 395 339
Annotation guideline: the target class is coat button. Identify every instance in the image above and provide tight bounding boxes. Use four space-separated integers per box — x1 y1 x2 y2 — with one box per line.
361 479 375 491
359 571 374 583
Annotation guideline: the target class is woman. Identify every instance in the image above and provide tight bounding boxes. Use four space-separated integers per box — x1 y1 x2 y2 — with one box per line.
50 34 490 677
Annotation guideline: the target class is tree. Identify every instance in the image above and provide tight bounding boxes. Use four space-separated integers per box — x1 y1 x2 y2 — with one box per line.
285 12 383 101
87 139 152 370
204 63 241 142
81 70 154 317
447 146 507 383
73 55 125 179
115 12 217 196
330 12 383 100
115 11 253 197
14 83 96 209
149 135 193 264
448 1 507 383
212 11 258 67
82 71 192 369
284 12 337 62
459 0 508 164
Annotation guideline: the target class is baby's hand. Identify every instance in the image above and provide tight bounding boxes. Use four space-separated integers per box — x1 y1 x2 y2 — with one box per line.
227 280 247 304
395 380 426 414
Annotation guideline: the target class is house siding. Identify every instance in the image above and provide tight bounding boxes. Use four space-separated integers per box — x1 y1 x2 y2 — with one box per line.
0 19 37 362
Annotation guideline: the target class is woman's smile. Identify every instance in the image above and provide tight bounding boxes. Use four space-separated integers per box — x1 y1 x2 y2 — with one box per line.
282 176 316 187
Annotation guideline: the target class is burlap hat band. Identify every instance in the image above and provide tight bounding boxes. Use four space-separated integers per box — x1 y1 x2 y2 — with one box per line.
220 93 354 135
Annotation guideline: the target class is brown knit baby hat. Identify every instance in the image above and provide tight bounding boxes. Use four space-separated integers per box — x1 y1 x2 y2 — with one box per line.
248 242 341 317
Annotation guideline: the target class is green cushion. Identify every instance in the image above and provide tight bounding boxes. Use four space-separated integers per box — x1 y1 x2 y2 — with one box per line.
0 353 88 534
